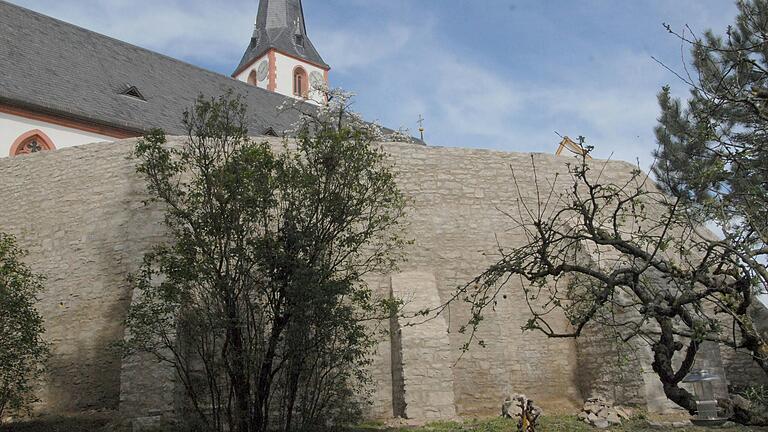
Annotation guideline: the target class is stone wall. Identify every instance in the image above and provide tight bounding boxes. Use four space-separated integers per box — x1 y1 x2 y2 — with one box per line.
0 138 762 422
720 347 768 391
574 321 647 406
389 272 457 420
372 143 593 417
0 142 167 413
722 303 768 391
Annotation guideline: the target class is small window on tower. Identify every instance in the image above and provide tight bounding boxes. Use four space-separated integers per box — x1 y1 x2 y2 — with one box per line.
247 70 258 86
293 67 307 98
295 34 304 46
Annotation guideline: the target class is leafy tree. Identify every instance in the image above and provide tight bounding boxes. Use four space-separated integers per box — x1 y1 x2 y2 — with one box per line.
653 0 768 403
0 233 48 423
124 91 406 432
654 0 768 245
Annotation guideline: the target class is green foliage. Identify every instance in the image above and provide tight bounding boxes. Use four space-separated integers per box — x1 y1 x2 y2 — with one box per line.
654 0 768 253
125 91 406 432
0 233 49 422
739 385 768 408
348 416 768 432
2 414 766 432
651 4 768 419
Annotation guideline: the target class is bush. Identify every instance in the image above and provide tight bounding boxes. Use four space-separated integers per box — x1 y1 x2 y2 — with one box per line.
0 233 49 422
125 91 407 432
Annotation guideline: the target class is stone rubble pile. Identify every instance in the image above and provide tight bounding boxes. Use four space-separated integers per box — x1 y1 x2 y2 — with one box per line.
502 394 543 418
577 397 632 429
502 393 542 431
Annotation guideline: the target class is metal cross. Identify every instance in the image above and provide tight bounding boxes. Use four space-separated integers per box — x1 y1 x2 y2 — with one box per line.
417 115 425 141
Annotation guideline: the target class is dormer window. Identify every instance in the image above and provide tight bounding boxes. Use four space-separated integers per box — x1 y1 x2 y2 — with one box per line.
120 85 146 101
294 34 304 46
263 127 278 137
293 67 307 98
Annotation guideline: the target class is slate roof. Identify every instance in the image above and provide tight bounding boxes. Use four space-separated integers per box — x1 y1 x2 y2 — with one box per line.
235 0 329 75
0 0 305 136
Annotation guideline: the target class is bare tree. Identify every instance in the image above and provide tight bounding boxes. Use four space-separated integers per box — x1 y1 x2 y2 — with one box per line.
441 145 767 424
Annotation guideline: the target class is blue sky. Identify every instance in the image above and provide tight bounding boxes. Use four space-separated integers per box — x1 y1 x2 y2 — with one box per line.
11 0 739 164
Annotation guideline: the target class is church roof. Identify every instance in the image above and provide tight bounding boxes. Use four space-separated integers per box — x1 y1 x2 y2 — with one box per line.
0 0 304 136
234 0 329 75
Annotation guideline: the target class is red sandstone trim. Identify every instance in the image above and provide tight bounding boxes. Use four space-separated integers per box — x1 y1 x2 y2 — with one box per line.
293 66 308 98
267 49 278 92
0 104 138 139
10 129 56 156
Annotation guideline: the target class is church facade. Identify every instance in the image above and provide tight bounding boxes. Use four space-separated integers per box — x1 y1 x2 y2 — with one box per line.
0 0 325 159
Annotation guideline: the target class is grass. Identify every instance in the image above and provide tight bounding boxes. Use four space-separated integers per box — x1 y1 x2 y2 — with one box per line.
349 416 768 432
0 415 112 432
4 414 768 432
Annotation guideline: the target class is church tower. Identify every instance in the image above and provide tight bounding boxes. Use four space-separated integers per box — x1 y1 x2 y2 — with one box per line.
233 0 329 104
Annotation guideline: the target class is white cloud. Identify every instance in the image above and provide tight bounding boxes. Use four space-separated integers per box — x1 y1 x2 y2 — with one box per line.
523 51 667 163
352 37 667 166
432 57 524 138
314 25 413 72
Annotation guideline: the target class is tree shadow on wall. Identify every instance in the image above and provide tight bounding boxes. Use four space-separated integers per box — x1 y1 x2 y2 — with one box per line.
0 414 112 432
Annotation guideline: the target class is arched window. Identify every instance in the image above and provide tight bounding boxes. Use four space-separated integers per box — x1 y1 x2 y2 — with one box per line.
293 67 307 98
10 130 56 157
247 70 258 86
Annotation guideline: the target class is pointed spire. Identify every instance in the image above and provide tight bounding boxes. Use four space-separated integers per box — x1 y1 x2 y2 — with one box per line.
234 0 327 76
254 0 306 34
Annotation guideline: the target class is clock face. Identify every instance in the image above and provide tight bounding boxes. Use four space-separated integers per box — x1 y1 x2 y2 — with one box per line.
310 71 323 88
256 61 269 82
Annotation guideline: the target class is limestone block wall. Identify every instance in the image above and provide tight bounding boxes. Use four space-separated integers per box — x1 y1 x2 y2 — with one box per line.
0 139 596 417
722 303 768 391
0 143 166 413
390 272 456 420
720 347 768 391
574 322 646 406
364 144 637 417
0 137 762 421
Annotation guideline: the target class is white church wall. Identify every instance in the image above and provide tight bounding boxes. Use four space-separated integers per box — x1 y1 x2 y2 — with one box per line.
234 53 270 91
235 51 328 104
0 111 114 158
273 52 327 103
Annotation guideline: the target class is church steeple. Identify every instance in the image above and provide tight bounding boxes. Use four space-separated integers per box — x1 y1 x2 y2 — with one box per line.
233 0 329 103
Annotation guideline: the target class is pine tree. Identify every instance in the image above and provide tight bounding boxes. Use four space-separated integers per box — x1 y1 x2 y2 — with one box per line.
654 0 768 245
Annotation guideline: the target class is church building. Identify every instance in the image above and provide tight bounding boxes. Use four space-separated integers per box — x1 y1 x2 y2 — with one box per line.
0 0 328 158
233 0 330 102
